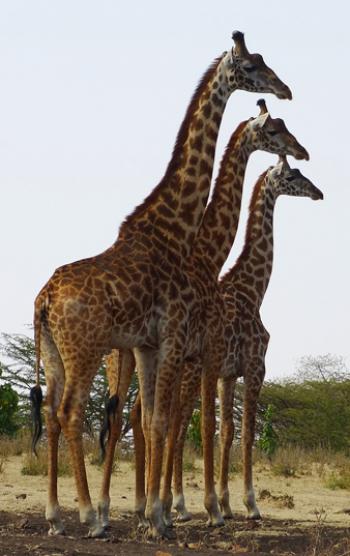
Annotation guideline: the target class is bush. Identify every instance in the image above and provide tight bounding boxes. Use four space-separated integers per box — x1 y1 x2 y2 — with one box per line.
0 378 19 436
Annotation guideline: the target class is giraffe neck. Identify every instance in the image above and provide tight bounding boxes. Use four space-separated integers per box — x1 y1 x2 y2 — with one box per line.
222 172 276 308
118 52 235 259
191 121 251 279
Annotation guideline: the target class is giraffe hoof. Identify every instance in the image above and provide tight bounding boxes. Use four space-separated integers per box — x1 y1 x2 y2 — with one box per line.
48 527 65 536
247 511 262 520
137 519 149 530
87 524 107 538
176 511 192 522
156 526 176 540
48 522 65 536
223 511 234 520
206 515 225 527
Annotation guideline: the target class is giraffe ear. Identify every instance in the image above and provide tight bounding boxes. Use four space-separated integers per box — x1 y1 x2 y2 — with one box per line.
251 111 269 130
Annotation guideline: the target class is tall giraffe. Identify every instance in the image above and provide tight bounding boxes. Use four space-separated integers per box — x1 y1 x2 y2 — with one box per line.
31 32 291 538
172 155 323 522
128 99 309 526
97 39 294 536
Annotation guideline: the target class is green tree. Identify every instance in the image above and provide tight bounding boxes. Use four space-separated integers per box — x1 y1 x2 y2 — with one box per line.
187 408 202 452
258 404 278 457
258 355 350 451
0 368 19 435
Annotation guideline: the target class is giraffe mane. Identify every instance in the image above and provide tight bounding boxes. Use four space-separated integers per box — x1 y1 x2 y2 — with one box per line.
119 54 225 236
209 119 249 206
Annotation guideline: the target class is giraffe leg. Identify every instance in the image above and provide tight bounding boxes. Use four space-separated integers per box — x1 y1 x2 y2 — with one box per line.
160 372 183 527
173 360 201 522
133 347 160 534
217 376 235 519
242 364 264 520
41 329 65 536
136 342 183 539
57 360 104 538
201 361 224 527
98 349 135 529
130 393 147 527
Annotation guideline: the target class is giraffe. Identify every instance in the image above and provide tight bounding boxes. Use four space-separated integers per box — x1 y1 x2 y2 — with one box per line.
172 155 323 522
96 37 294 536
31 32 292 539
126 99 309 526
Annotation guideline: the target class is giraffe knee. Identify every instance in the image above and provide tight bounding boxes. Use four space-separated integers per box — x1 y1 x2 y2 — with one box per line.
57 404 83 438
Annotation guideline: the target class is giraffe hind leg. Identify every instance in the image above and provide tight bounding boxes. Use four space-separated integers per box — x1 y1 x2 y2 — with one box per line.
57 356 105 538
41 329 65 536
217 376 235 519
173 359 202 522
98 349 135 529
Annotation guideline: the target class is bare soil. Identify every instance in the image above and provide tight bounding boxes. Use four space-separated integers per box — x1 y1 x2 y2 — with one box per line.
1 456 350 555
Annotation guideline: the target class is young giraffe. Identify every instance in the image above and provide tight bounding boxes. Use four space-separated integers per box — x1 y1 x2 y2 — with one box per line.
31 32 291 539
172 155 323 522
128 99 309 526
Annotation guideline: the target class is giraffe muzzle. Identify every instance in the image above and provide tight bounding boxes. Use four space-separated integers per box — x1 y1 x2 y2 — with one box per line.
294 147 310 161
276 86 292 100
310 186 324 201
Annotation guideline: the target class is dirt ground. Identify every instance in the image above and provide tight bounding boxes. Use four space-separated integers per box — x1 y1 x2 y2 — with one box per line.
1 456 350 555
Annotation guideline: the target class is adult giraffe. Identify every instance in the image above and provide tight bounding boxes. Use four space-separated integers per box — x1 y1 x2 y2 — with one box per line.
172 155 323 522
126 100 309 526
31 32 291 538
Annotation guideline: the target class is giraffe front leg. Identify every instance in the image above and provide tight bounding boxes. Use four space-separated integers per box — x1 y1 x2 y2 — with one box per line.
242 368 264 520
134 346 165 536
161 373 184 528
130 393 148 528
217 376 235 519
201 366 224 528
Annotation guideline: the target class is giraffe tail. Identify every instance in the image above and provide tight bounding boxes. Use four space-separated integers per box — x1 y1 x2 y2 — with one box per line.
99 393 119 462
29 293 47 456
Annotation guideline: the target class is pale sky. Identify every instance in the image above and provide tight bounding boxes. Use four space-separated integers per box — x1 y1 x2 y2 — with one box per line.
1 1 349 379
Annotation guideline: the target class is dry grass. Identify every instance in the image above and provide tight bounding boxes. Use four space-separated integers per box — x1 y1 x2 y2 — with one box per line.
0 431 31 457
21 443 72 477
182 445 199 472
324 471 350 491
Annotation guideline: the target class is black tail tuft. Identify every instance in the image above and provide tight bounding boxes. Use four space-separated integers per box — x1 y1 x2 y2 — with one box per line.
29 385 43 457
99 394 119 462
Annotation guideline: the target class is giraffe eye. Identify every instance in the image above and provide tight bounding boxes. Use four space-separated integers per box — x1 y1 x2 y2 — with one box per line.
286 176 295 182
245 65 257 73
268 130 278 137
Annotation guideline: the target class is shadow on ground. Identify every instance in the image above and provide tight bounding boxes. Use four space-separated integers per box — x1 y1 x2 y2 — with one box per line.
1 510 349 556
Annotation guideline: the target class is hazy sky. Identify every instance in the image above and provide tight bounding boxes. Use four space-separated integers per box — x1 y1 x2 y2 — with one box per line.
1 1 349 379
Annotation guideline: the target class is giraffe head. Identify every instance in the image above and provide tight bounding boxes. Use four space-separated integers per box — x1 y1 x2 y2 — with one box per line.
267 155 323 200
227 31 292 100
246 98 309 160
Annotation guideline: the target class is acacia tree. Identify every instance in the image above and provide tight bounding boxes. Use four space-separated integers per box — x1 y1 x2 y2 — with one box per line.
258 355 350 451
